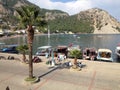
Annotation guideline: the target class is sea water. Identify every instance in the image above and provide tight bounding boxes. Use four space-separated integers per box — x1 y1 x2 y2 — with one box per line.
1 34 120 62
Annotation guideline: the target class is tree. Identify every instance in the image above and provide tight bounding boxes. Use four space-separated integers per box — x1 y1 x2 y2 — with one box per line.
16 5 47 79
17 45 28 62
69 49 82 65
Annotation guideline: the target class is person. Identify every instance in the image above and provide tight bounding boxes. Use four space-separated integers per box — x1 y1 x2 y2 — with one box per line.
45 52 49 58
6 86 10 90
78 62 82 68
69 61 72 66
57 53 66 61
32 56 41 63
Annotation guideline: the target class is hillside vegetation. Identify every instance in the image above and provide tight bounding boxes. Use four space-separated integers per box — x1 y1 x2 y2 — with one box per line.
48 15 94 33
0 0 120 34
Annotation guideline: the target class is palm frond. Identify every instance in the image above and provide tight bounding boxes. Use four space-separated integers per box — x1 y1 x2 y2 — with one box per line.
16 8 24 18
21 5 31 17
34 8 40 19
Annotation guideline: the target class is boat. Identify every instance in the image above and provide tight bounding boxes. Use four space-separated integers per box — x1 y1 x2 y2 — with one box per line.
0 44 19 54
54 45 68 60
83 48 97 60
115 43 120 59
97 49 113 62
55 45 68 55
35 46 52 56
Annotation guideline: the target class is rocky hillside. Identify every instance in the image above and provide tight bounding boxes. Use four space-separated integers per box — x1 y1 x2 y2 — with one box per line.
0 0 120 34
0 0 30 16
39 9 69 21
77 8 120 34
48 8 120 34
0 0 69 26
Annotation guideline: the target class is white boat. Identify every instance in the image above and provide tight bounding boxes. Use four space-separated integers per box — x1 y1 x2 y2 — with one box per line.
97 49 113 62
36 46 52 56
115 45 120 59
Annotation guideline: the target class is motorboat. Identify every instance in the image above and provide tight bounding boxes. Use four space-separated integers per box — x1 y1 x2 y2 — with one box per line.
55 45 68 60
55 45 68 55
36 46 52 56
97 49 113 62
83 48 97 60
0 44 19 54
115 44 120 59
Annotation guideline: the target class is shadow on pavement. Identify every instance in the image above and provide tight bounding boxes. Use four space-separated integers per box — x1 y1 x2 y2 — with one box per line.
38 66 59 79
38 61 87 80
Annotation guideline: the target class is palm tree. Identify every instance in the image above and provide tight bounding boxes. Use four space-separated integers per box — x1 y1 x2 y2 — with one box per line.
16 5 47 78
69 49 82 65
17 45 28 62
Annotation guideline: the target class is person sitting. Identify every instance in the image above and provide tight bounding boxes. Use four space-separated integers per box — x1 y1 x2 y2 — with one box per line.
57 53 66 61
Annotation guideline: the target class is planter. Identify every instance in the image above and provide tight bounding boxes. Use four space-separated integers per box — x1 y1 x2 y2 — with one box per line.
24 76 40 85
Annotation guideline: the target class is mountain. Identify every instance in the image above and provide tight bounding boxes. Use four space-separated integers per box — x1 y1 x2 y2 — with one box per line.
0 0 69 27
77 8 120 34
0 0 120 34
0 0 31 15
48 8 120 34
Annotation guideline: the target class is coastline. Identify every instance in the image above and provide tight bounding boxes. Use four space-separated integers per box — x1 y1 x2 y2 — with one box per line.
0 34 25 41
0 52 118 63
0 33 120 41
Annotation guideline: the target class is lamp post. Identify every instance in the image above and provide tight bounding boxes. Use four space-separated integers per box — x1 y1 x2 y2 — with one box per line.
48 25 50 46
51 49 55 66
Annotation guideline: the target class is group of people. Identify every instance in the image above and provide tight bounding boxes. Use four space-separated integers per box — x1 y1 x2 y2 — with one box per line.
45 52 83 68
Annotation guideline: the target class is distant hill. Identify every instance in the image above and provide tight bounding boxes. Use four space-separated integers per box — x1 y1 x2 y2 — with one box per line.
0 0 120 34
0 0 69 29
77 8 120 34
48 8 120 34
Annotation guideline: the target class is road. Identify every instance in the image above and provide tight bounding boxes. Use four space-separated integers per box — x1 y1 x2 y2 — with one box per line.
0 58 120 90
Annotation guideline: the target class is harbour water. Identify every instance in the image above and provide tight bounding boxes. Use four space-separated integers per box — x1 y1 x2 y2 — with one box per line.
0 34 120 62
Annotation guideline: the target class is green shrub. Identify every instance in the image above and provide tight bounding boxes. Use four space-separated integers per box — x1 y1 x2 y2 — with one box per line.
69 49 82 59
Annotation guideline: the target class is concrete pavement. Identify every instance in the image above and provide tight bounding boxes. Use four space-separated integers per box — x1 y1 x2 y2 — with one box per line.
0 55 120 90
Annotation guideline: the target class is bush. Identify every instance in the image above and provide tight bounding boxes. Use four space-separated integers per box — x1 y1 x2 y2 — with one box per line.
69 49 82 59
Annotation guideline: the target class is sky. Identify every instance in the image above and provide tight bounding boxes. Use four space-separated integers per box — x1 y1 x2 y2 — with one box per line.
28 0 120 21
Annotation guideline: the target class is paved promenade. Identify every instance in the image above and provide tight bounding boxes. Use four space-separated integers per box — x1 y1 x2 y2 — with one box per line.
0 53 120 90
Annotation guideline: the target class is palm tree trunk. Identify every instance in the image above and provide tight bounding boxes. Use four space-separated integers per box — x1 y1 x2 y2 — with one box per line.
74 58 77 65
27 25 34 78
28 43 33 78
22 52 26 62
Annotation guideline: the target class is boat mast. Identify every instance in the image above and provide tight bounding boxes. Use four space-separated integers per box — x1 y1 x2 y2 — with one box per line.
48 25 50 45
